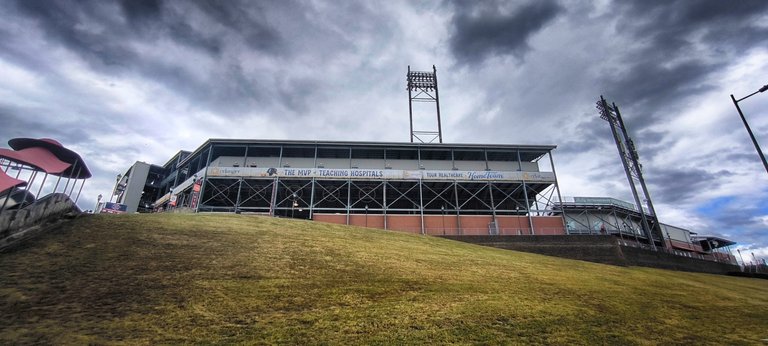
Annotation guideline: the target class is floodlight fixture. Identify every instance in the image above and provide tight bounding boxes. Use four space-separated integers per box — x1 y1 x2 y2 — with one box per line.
407 65 443 143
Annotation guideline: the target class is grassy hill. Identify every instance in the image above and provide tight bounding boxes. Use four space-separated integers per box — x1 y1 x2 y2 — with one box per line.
1 214 766 344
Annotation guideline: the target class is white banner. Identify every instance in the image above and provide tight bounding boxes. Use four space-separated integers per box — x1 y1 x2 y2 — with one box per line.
206 167 555 182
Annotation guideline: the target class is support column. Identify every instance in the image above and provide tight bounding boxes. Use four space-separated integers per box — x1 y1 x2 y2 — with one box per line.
63 160 79 194
488 181 497 235
269 177 279 217
383 181 387 230
68 166 83 196
52 176 62 194
196 147 213 213
548 151 567 235
346 179 351 225
418 179 425 235
309 178 316 220
522 181 534 235
36 173 49 197
75 180 86 203
454 181 461 235
234 178 243 213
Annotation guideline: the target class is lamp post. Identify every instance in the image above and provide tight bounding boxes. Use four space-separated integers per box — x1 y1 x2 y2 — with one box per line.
291 193 298 218
365 205 369 227
752 252 759 273
109 174 122 203
731 84 768 175
95 194 102 213
737 249 746 271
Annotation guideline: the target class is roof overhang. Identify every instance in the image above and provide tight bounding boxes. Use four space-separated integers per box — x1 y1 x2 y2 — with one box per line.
8 138 92 178
178 138 558 167
692 235 736 248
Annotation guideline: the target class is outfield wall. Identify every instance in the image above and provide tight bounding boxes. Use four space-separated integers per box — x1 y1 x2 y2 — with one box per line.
313 214 566 236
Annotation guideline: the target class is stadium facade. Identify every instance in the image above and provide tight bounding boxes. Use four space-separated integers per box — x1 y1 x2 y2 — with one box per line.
123 139 567 236
112 138 737 265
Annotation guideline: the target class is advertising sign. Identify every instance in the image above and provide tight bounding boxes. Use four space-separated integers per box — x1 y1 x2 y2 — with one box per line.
189 178 202 209
101 202 128 214
206 167 555 183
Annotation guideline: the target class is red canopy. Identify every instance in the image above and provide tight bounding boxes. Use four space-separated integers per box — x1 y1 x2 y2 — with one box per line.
8 138 91 179
0 147 72 175
0 168 27 195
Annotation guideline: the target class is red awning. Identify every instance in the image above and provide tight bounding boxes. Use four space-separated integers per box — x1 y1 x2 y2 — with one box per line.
0 147 72 175
0 168 27 195
8 138 91 179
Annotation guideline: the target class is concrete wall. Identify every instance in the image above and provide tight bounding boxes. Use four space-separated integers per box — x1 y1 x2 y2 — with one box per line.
620 245 739 274
441 235 741 275
443 235 626 265
0 193 80 251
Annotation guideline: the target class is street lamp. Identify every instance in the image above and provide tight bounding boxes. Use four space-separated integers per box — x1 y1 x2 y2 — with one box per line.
737 249 746 272
95 194 102 213
731 84 768 175
109 174 122 203
291 193 298 218
365 204 369 227
752 252 759 273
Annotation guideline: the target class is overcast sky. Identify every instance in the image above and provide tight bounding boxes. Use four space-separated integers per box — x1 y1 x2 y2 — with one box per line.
1 0 767 260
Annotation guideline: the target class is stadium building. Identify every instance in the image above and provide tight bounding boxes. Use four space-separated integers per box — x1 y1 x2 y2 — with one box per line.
110 66 738 269
558 196 737 263
137 139 567 236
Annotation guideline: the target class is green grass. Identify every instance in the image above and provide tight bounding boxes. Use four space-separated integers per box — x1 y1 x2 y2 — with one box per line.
1 213 766 345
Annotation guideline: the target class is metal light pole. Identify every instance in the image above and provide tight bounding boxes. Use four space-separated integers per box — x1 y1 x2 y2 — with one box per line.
291 193 298 218
752 252 759 273
737 249 746 271
365 205 369 227
731 84 768 175
109 174 122 203
95 194 102 213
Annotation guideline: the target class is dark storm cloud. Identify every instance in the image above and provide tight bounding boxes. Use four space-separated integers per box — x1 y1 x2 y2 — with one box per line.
599 0 768 130
645 167 734 205
556 116 613 155
0 104 96 146
5 0 291 117
448 0 563 65
121 0 162 22
12 0 140 69
601 61 718 123
190 0 282 53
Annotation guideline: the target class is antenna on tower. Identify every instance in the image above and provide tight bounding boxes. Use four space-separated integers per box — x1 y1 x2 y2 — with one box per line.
407 65 443 143
596 96 667 250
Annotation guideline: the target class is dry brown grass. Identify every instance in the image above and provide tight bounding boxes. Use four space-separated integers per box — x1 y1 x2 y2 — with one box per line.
1 213 766 345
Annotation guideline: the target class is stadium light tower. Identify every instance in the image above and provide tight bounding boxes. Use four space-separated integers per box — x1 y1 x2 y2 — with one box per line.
407 65 443 143
730 84 768 175
596 96 666 250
